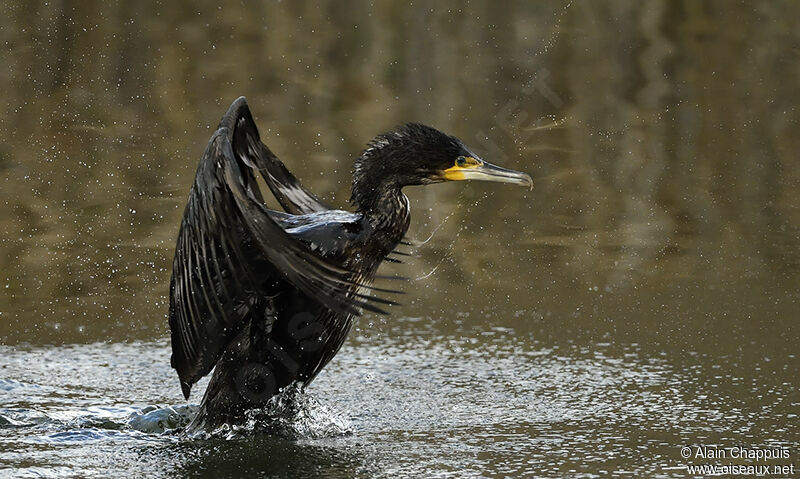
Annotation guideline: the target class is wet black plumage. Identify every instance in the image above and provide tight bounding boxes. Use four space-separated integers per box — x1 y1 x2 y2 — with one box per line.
169 97 532 430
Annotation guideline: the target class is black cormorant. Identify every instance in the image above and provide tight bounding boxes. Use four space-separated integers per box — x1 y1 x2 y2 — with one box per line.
169 97 532 430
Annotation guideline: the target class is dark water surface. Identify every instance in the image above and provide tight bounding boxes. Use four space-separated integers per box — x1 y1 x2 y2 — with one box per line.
1 1 799 478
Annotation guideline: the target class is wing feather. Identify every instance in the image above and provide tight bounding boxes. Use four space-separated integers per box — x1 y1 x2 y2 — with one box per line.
168 97 384 399
225 96 330 215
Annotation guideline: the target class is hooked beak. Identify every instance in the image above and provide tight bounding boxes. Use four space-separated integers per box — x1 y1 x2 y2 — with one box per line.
441 157 533 190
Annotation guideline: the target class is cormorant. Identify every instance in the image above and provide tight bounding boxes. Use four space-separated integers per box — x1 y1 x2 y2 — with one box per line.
169 97 532 431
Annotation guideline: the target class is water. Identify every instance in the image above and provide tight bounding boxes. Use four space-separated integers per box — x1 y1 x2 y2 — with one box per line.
2 1 800 477
3 330 794 478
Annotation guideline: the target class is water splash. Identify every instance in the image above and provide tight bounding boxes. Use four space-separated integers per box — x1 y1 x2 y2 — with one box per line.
189 384 352 440
126 405 198 434
2 391 349 445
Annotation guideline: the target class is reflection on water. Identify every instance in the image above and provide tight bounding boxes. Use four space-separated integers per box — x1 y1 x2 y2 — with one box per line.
1 0 799 477
1 328 794 478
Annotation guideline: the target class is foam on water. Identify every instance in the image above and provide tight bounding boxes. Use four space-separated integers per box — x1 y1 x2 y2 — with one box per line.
1 391 350 444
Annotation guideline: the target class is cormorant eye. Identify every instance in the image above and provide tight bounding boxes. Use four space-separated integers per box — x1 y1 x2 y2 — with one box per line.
456 156 467 167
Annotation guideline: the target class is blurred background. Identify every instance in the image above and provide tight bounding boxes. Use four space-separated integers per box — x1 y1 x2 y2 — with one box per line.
1 1 798 351
0 1 798 477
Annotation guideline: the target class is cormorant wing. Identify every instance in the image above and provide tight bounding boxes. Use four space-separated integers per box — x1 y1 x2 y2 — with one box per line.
168 102 384 399
221 134 389 316
225 96 330 215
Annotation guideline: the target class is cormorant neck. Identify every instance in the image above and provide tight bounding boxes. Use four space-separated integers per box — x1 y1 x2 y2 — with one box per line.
351 165 410 250
354 182 410 237
350 141 403 213
350 133 416 244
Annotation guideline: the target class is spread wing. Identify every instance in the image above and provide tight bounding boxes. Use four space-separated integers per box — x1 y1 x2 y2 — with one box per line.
226 96 330 215
168 98 386 399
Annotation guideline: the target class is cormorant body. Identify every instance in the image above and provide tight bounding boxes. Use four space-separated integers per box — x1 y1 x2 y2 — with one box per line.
168 97 532 430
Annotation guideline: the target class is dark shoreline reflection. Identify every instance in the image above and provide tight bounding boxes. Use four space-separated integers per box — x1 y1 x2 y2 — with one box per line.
1 1 798 347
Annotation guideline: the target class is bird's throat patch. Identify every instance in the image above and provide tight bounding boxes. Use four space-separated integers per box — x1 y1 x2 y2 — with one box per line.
443 156 482 180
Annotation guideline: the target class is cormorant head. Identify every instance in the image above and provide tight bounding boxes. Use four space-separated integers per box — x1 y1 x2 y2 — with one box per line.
351 123 532 211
